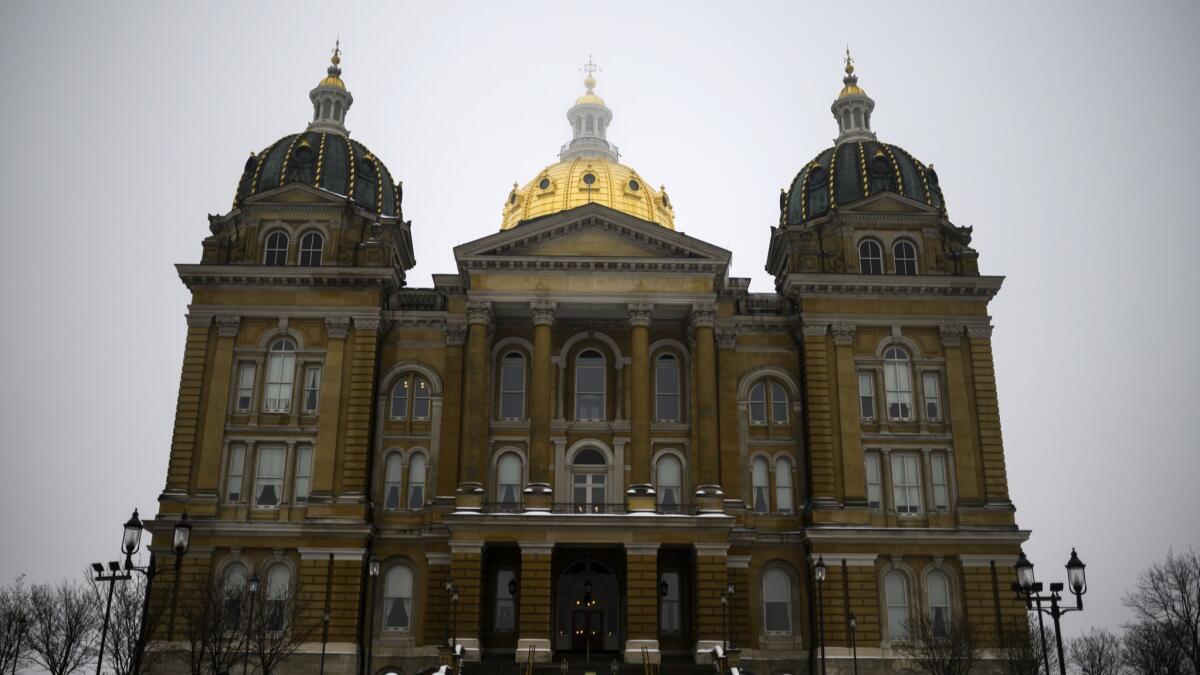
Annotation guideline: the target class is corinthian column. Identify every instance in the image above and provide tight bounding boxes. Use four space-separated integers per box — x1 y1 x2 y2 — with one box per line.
459 301 491 488
529 301 556 488
691 304 721 488
628 303 653 487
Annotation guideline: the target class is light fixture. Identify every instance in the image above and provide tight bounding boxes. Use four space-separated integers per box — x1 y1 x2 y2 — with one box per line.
369 557 381 578
172 512 192 556
660 579 669 597
1015 550 1036 591
508 578 518 596
121 509 144 556
248 576 260 594
1065 548 1087 596
814 556 827 583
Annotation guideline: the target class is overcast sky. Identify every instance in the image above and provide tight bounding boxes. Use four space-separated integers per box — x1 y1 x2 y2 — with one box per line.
1 0 1197 640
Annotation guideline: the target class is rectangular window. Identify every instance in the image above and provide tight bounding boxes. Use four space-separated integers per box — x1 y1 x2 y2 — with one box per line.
235 363 256 412
931 454 949 511
865 453 882 510
302 366 321 414
494 569 516 632
655 361 680 422
254 446 285 507
500 357 525 419
923 372 942 421
576 365 605 421
891 453 922 515
294 445 313 505
884 361 913 420
858 372 876 420
227 445 246 502
264 354 295 413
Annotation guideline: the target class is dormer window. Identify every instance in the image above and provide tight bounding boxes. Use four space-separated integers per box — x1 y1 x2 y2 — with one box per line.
859 240 882 274
264 231 289 266
299 231 324 266
893 240 917 275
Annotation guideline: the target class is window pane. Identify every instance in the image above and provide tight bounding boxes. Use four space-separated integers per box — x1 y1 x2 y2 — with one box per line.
656 357 680 422
303 366 321 413
384 454 402 510
237 364 256 411
264 340 296 413
299 232 323 266
500 355 525 419
894 241 917 275
891 454 921 515
384 566 413 630
408 454 426 509
751 458 769 513
412 378 430 420
775 458 793 513
884 348 913 420
391 380 408 419
294 446 312 504
928 571 950 637
495 568 516 631
886 572 909 639
255 447 284 507
771 382 788 424
932 455 948 511
865 453 881 509
762 569 791 634
660 572 681 634
923 372 941 421
227 445 245 502
858 372 875 420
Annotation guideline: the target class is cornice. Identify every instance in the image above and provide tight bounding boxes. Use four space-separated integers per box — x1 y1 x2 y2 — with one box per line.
782 273 1004 301
177 264 400 290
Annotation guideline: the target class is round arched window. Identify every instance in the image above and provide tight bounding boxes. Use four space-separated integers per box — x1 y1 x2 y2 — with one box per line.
628 179 640 191
582 173 597 185
538 177 551 190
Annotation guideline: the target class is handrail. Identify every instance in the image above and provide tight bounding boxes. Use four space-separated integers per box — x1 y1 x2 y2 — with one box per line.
526 644 536 675
641 646 658 675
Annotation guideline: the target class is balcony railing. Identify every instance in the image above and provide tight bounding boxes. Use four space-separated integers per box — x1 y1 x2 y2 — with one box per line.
477 501 697 515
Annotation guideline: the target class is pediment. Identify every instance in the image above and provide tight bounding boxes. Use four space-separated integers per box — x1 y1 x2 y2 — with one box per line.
841 191 939 215
242 182 349 207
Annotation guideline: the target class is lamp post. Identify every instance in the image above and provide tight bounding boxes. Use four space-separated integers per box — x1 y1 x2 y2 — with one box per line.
242 576 259 675
1012 548 1088 675
726 582 735 651
165 511 192 642
90 560 129 675
120 509 158 675
814 556 827 675
449 581 461 672
848 613 858 675
366 557 380 675
720 591 728 655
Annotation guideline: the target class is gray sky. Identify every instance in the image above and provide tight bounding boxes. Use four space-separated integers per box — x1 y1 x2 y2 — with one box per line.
1 0 1197 639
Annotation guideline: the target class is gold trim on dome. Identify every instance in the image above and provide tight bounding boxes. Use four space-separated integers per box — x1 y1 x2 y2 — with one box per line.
500 157 675 231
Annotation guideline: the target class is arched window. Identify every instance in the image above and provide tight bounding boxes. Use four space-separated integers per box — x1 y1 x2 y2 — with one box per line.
656 454 682 512
494 567 516 632
771 382 788 424
883 347 914 420
299 231 324 266
496 453 523 509
222 564 247 629
264 339 296 412
384 454 403 511
413 377 431 420
762 568 792 634
389 374 431 421
390 379 409 420
499 352 525 419
751 457 770 514
885 570 910 640
775 457 793 514
655 354 680 422
575 350 605 421
571 447 608 512
928 571 951 638
407 452 426 510
383 565 413 631
749 380 788 425
264 231 289 266
893 240 917 275
859 240 882 274
265 566 291 631
660 571 681 634
749 382 767 424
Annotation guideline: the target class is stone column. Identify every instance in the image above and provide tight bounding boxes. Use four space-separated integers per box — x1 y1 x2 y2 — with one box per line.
517 542 553 663
832 322 867 506
624 543 660 664
716 328 742 498
339 316 381 499
438 325 467 497
939 325 982 504
691 304 721 487
798 323 838 509
628 303 653 487
459 302 491 488
195 315 240 499
310 317 348 506
450 541 484 661
692 543 729 663
529 302 556 487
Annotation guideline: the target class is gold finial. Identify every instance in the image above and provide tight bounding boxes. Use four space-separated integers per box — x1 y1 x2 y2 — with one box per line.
331 38 342 66
844 47 854 75
581 53 600 92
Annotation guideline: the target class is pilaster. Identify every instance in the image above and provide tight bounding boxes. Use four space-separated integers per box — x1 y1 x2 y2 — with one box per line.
624 542 660 664
195 315 240 499
517 542 553 663
800 323 837 504
832 322 866 507
164 315 213 495
460 301 492 486
450 541 484 661
530 301 556 486
967 325 1012 506
338 316 381 498
692 543 728 663
940 324 982 504
628 303 653 487
309 317 348 507
691 304 720 487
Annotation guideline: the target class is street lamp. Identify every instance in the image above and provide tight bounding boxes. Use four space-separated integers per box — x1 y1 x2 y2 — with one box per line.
725 582 736 651
118 509 159 675
814 556 827 675
165 511 192 641
848 613 858 675
365 557 381 675
242 576 259 675
1012 548 1089 675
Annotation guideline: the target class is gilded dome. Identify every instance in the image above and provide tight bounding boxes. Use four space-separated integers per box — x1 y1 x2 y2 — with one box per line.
501 157 675 230
234 131 400 217
782 141 944 225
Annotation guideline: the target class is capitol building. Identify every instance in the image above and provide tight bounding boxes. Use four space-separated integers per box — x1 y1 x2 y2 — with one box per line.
148 47 1030 673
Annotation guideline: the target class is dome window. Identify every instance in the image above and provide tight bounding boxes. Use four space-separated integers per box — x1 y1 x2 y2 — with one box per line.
359 159 377 180
859 240 883 275
628 179 640 192
294 145 313 164
808 166 826 187
926 166 940 187
582 173 597 186
538 178 551 190
264 231 289 266
509 190 517 205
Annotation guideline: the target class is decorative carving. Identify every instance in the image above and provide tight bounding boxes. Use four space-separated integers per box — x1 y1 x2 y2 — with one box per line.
715 327 738 350
353 316 381 332
690 303 717 330
325 317 351 339
967 325 993 340
831 322 856 346
215 315 241 337
939 324 963 347
186 314 213 329
530 300 557 326
466 301 492 326
444 324 468 346
800 323 829 337
626 303 653 328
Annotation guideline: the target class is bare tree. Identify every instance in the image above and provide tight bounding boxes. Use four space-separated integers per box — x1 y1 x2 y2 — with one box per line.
88 566 167 675
0 576 32 673
1122 621 1191 675
1123 548 1200 674
245 585 319 675
1068 627 1126 675
996 616 1059 675
174 573 247 675
898 613 980 675
25 578 100 675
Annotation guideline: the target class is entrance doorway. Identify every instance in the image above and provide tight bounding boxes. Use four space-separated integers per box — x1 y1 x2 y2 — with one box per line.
554 558 620 653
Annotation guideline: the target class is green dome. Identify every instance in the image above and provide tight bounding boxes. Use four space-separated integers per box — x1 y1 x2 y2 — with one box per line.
235 132 399 217
782 141 944 225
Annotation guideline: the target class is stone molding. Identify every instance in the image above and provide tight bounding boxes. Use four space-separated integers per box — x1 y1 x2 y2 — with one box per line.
959 554 1019 568
715 327 738 350
623 542 660 556
831 322 856 346
449 540 484 555
186 314 213 328
967 325 994 339
530 300 557 326
444 324 468 346
215 315 241 337
296 547 365 561
693 543 729 557
939 324 963 347
519 542 554 556
809 553 878 567
727 555 751 569
353 316 381 332
690 303 717 329
626 303 654 328
466 301 492 326
800 323 829 337
425 552 451 566
324 317 351 339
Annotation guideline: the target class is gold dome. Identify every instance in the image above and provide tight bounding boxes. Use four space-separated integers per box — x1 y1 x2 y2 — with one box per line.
838 82 865 98
319 74 346 90
501 157 675 230
575 92 606 106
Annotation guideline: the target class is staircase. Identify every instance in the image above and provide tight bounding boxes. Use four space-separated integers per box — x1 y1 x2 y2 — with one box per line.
465 653 717 675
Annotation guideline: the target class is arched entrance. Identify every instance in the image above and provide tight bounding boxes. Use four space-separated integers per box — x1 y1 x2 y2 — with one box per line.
554 558 621 653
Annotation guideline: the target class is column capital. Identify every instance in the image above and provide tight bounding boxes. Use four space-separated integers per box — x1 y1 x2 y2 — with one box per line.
626 303 654 327
530 300 557 326
352 315 381 332
939 324 964 347
186 314 213 328
967 324 994 339
215 315 241 337
690 303 717 329
466 301 492 326
800 322 829 338
324 317 351 339
444 323 468 346
715 327 738 350
624 542 660 556
831 322 856 346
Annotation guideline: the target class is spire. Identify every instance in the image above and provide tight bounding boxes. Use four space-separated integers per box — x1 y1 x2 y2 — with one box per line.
831 48 876 144
307 41 354 136
560 55 619 162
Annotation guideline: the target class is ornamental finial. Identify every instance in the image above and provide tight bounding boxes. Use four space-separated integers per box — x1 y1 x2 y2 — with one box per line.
581 53 600 92
331 38 342 66
844 46 854 75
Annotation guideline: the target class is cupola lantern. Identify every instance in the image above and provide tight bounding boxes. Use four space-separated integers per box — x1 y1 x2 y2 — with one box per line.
307 40 354 136
831 49 877 144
